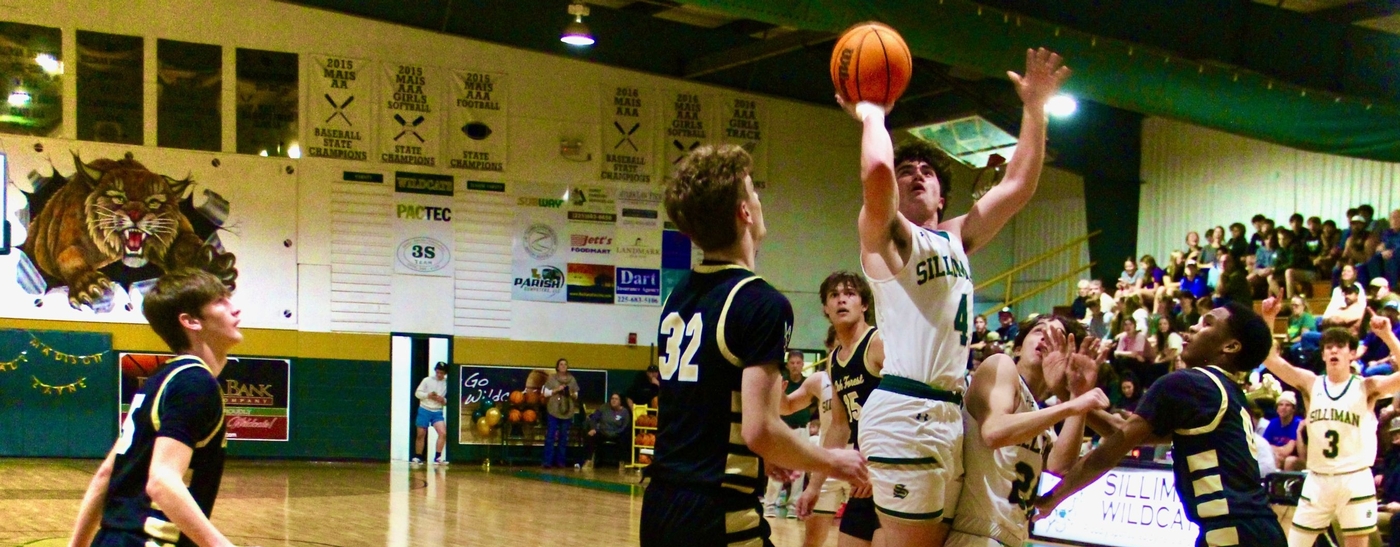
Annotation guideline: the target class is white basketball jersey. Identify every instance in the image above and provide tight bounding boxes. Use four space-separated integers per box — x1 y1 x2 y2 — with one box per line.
866 224 974 390
1305 374 1376 474
952 376 1052 545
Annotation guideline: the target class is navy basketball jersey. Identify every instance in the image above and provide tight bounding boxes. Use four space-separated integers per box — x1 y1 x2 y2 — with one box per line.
649 263 794 496
103 356 226 547
1136 366 1277 546
830 326 880 445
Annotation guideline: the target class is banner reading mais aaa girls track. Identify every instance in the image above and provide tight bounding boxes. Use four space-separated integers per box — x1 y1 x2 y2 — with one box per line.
119 353 291 441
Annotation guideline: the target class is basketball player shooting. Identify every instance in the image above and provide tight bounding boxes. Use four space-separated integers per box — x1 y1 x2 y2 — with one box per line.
838 47 1069 547
1258 298 1400 547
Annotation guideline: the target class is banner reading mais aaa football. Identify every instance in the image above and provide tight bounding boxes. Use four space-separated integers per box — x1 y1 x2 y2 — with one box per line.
119 353 291 441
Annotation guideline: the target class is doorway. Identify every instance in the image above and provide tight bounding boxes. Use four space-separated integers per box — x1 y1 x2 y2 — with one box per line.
390 333 453 462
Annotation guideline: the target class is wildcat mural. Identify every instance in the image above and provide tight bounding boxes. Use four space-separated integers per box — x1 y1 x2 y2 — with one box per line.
17 152 237 310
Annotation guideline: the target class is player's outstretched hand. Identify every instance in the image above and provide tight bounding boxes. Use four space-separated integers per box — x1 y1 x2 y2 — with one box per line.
1068 387 1109 414
1372 315 1393 337
794 484 820 519
827 448 869 487
1260 297 1282 320
835 94 890 121
1008 48 1071 108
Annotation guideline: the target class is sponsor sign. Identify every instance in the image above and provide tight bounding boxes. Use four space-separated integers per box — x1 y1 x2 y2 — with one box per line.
119 353 291 441
393 172 454 276
616 267 660 306
567 263 615 304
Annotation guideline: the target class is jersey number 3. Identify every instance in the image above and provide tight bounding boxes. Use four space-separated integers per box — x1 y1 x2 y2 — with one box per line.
659 312 703 382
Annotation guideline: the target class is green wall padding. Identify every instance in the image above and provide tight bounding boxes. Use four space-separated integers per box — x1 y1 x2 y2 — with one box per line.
0 329 116 458
227 358 391 460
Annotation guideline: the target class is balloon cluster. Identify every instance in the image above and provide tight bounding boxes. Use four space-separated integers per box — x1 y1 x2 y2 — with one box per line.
471 398 503 437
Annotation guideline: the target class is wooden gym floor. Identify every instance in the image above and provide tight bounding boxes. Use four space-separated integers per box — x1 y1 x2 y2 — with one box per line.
1 459 1066 547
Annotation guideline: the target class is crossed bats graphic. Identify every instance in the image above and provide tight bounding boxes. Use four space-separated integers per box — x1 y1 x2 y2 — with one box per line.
394 113 426 142
614 121 640 151
323 94 354 125
672 139 701 164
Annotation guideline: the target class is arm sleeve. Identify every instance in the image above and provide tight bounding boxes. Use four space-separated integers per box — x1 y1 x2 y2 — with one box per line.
569 378 581 398
1134 371 1215 437
542 376 558 397
155 371 224 449
722 281 795 367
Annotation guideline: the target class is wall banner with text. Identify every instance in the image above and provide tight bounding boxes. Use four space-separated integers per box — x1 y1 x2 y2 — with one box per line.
661 90 717 169
380 63 440 167
119 353 290 442
600 85 655 185
447 69 506 173
616 267 661 306
308 55 372 161
719 96 767 184
458 365 606 445
568 263 615 304
393 172 455 277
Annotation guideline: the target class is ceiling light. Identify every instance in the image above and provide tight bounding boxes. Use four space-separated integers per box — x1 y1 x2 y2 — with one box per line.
34 53 62 75
561 2 594 46
1047 94 1077 118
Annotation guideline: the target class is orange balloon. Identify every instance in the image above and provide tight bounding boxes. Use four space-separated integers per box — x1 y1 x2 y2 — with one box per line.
508 409 521 423
509 391 524 405
522 409 538 423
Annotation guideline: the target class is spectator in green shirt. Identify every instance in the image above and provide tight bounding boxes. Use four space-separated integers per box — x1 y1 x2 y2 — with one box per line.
1286 296 1316 343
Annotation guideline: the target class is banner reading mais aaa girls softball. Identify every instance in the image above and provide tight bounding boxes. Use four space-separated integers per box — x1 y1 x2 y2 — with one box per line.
119 353 291 441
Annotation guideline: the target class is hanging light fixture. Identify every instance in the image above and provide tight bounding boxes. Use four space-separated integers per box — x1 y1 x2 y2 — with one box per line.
560 2 595 46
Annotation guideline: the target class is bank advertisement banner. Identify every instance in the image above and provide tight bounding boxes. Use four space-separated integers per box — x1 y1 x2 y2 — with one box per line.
119 353 291 441
393 172 454 277
1032 467 1199 547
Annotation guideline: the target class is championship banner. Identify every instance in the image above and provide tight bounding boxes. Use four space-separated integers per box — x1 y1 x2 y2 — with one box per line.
1032 469 1199 547
567 263 615 304
380 62 440 167
661 90 717 168
600 85 656 184
512 183 568 302
393 172 454 277
719 95 767 184
457 365 606 445
447 70 506 172
119 353 291 442
308 55 372 161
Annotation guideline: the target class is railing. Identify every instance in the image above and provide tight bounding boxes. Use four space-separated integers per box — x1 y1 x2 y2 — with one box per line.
975 230 1101 311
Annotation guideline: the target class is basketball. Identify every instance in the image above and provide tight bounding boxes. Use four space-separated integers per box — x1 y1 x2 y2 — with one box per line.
830 22 913 106
120 353 167 377
650 396 658 409
508 409 521 423
522 409 537 423
638 454 651 465
509 390 524 405
524 391 540 406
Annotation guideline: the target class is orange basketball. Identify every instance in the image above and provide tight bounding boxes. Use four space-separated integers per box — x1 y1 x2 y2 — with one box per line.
508 409 521 423
635 433 645 446
830 22 913 106
509 391 524 405
524 391 541 406
121 353 167 377
638 454 651 465
650 396 658 409
522 409 537 423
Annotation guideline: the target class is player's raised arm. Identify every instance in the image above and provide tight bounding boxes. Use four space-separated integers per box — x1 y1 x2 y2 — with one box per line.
839 97 912 278
944 48 1070 254
1258 297 1319 390
741 364 867 486
1036 414 1156 516
970 335 1106 450
780 372 823 416
1363 316 1400 396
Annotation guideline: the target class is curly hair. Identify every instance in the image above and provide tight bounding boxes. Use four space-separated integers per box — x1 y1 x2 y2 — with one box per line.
664 144 753 251
893 139 955 219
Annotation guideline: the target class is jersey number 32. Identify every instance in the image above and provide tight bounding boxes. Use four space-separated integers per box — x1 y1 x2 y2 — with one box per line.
659 312 703 382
